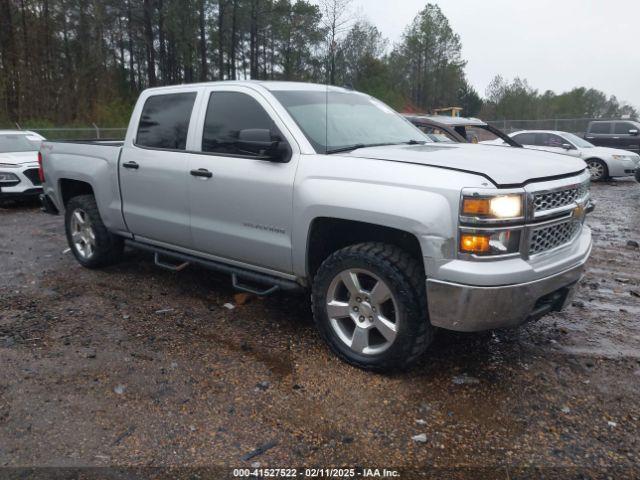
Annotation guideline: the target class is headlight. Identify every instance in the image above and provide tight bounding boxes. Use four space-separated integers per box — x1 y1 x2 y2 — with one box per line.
0 172 20 184
461 194 524 220
459 190 525 257
611 154 629 160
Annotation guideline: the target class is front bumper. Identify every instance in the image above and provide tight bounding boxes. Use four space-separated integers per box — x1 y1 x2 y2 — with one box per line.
609 158 638 177
0 187 42 199
427 230 592 332
0 163 42 198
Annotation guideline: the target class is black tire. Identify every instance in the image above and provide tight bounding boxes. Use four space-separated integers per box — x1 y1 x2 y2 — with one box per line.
586 158 608 182
311 242 433 372
635 168 640 183
64 195 123 269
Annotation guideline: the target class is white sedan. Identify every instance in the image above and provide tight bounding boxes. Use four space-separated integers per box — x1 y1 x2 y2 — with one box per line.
509 130 640 181
0 130 45 201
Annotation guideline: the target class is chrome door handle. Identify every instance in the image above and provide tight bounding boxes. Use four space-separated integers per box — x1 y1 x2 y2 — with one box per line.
122 161 139 169
190 168 213 179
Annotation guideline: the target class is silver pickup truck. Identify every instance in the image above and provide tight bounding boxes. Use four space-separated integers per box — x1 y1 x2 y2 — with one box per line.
40 81 594 371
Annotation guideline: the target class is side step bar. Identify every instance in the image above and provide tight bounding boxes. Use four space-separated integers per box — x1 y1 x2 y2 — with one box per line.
124 239 303 296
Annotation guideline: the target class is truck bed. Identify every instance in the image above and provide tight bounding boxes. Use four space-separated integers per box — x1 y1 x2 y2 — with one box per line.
40 139 126 232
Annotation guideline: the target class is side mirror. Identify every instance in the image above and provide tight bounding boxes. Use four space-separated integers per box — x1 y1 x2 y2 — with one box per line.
237 129 290 162
629 129 639 136
561 143 574 150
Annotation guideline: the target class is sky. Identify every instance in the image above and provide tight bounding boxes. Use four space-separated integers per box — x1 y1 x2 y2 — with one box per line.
342 0 640 109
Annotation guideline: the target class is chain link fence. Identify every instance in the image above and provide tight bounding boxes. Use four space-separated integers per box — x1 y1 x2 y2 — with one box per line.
6 117 635 141
5 124 127 140
486 118 625 136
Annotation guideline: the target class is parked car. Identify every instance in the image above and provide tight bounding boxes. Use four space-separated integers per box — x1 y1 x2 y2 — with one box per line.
405 115 522 148
40 82 593 371
510 130 640 182
0 130 45 201
585 120 640 155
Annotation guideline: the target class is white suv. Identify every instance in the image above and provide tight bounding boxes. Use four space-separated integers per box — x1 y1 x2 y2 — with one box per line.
0 130 45 201
510 130 640 182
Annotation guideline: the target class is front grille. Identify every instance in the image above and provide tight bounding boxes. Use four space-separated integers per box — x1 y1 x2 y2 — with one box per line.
23 168 41 186
529 221 581 255
533 183 588 213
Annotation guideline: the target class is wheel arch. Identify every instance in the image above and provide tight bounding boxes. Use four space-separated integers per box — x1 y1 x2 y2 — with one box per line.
305 217 425 282
59 178 95 207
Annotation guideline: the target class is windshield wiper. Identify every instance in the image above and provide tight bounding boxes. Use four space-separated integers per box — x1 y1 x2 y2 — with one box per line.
326 144 367 155
326 140 427 155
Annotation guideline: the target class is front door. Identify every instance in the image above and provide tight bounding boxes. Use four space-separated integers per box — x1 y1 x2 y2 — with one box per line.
187 88 298 274
613 122 640 154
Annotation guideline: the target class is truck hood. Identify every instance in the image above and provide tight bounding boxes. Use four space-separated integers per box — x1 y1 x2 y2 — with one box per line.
0 151 38 165
345 143 587 187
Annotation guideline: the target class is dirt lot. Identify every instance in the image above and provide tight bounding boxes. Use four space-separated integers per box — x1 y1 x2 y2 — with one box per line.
1 180 639 478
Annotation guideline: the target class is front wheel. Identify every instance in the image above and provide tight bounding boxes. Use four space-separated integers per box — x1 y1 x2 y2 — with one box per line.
311 243 433 372
65 195 123 269
587 159 608 182
635 168 640 183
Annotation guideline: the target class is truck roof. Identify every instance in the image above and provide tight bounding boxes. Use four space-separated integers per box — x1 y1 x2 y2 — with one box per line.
142 80 354 94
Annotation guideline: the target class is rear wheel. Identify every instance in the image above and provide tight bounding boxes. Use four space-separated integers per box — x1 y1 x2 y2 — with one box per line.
312 243 433 372
635 168 640 183
65 195 123 268
587 159 608 181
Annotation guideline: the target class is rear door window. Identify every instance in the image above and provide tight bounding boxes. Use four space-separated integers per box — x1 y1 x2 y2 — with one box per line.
136 92 197 150
590 123 612 134
202 91 281 156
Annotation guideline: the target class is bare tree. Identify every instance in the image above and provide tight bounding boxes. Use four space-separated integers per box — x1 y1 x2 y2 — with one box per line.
319 0 352 85
143 0 157 86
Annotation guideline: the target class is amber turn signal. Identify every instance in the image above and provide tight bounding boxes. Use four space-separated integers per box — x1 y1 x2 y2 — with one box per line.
462 198 491 215
460 234 491 254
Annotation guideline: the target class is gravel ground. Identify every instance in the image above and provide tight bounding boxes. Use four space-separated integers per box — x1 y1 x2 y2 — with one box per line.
1 180 639 479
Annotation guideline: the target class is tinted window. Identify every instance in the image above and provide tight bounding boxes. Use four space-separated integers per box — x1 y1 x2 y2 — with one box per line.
614 122 636 134
202 92 281 156
590 122 611 134
538 133 567 148
136 92 197 150
417 125 436 134
513 132 535 145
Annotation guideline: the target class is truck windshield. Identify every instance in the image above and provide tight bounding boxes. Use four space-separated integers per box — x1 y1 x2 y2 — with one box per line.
562 132 594 148
0 134 41 153
272 90 431 154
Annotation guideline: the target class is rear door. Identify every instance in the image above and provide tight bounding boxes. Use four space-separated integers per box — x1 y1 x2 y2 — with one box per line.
187 86 299 274
585 122 613 148
119 89 202 248
612 122 640 154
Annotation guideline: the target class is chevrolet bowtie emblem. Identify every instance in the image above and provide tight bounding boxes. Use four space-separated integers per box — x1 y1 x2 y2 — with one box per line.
573 204 586 220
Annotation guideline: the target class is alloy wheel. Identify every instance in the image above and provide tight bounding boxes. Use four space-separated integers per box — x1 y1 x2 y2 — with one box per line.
325 268 399 355
588 160 605 181
70 209 96 259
